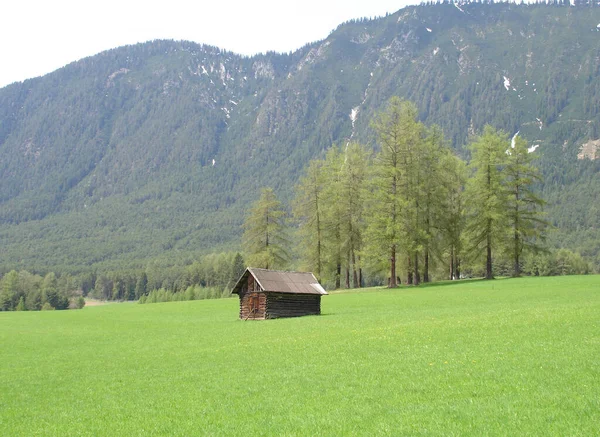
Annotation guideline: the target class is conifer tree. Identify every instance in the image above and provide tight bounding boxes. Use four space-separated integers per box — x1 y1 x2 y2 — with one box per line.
16 296 26 311
366 98 422 287
1 270 19 311
293 159 326 281
465 126 508 279
135 272 148 299
230 253 246 285
438 153 467 280
339 142 370 288
504 135 547 276
419 125 453 282
242 187 290 269
321 147 345 288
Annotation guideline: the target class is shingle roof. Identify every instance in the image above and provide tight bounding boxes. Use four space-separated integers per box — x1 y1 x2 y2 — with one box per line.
231 268 327 295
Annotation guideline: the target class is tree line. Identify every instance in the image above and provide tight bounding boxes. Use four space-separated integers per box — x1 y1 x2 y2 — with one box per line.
0 270 84 311
242 98 576 288
0 252 246 311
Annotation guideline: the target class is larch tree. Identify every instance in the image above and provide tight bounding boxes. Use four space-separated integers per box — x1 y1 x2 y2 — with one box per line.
465 126 508 280
338 142 370 288
418 125 453 283
242 187 290 270
438 152 467 280
321 147 345 289
293 159 326 281
504 134 547 276
366 98 422 287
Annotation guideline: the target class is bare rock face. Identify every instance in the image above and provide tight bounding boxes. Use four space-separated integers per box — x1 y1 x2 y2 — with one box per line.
578 139 600 161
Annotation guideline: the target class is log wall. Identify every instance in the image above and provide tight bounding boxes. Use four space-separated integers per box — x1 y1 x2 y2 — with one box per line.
265 293 321 319
238 275 267 319
239 291 266 320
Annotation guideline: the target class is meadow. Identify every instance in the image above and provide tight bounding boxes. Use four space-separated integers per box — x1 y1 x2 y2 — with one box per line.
1 276 599 436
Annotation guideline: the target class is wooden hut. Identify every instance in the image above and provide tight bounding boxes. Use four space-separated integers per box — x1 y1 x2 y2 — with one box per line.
231 268 327 320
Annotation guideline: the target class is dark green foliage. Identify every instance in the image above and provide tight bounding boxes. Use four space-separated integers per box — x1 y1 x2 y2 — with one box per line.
138 285 227 304
0 3 598 275
504 135 547 276
242 188 290 269
464 126 510 279
76 296 86 309
230 253 245 286
0 270 79 311
0 251 253 309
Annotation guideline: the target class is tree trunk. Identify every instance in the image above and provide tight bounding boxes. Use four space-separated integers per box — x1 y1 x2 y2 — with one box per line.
514 229 520 277
352 250 359 288
316 210 322 281
389 245 397 288
345 266 350 289
407 256 413 285
414 253 420 285
486 220 493 279
358 255 363 288
424 249 430 283
450 246 455 280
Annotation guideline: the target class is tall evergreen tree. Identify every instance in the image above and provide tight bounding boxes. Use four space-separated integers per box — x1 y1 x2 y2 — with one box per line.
366 98 422 287
321 147 345 288
504 135 547 276
1 270 19 311
418 125 453 283
135 272 148 299
339 142 370 288
242 187 290 269
465 126 508 279
293 159 326 281
230 253 246 285
438 153 467 280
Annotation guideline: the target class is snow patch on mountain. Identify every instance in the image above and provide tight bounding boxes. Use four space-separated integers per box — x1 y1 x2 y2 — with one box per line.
511 131 520 149
350 107 359 125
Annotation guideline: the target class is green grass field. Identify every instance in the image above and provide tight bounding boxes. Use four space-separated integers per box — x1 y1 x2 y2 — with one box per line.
1 276 599 436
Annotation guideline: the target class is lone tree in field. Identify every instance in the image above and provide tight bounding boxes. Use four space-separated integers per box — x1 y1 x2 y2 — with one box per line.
504 134 547 277
242 187 290 269
465 126 508 280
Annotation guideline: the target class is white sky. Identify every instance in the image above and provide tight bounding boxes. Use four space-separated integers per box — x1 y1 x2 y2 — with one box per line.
0 0 416 89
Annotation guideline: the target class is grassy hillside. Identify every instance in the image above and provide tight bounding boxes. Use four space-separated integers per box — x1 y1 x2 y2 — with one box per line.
1 276 598 435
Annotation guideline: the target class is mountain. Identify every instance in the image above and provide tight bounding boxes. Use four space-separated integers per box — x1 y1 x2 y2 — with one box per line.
0 2 599 273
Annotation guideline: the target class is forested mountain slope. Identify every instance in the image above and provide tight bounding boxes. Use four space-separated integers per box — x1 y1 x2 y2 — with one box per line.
0 2 598 273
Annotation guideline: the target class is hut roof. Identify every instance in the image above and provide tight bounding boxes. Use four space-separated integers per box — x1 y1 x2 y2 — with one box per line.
231 268 327 295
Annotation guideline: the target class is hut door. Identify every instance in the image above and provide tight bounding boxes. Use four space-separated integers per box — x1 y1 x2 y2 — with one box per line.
249 294 260 315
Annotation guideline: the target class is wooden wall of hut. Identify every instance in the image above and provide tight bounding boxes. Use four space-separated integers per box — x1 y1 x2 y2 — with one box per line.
265 293 321 319
239 291 267 320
